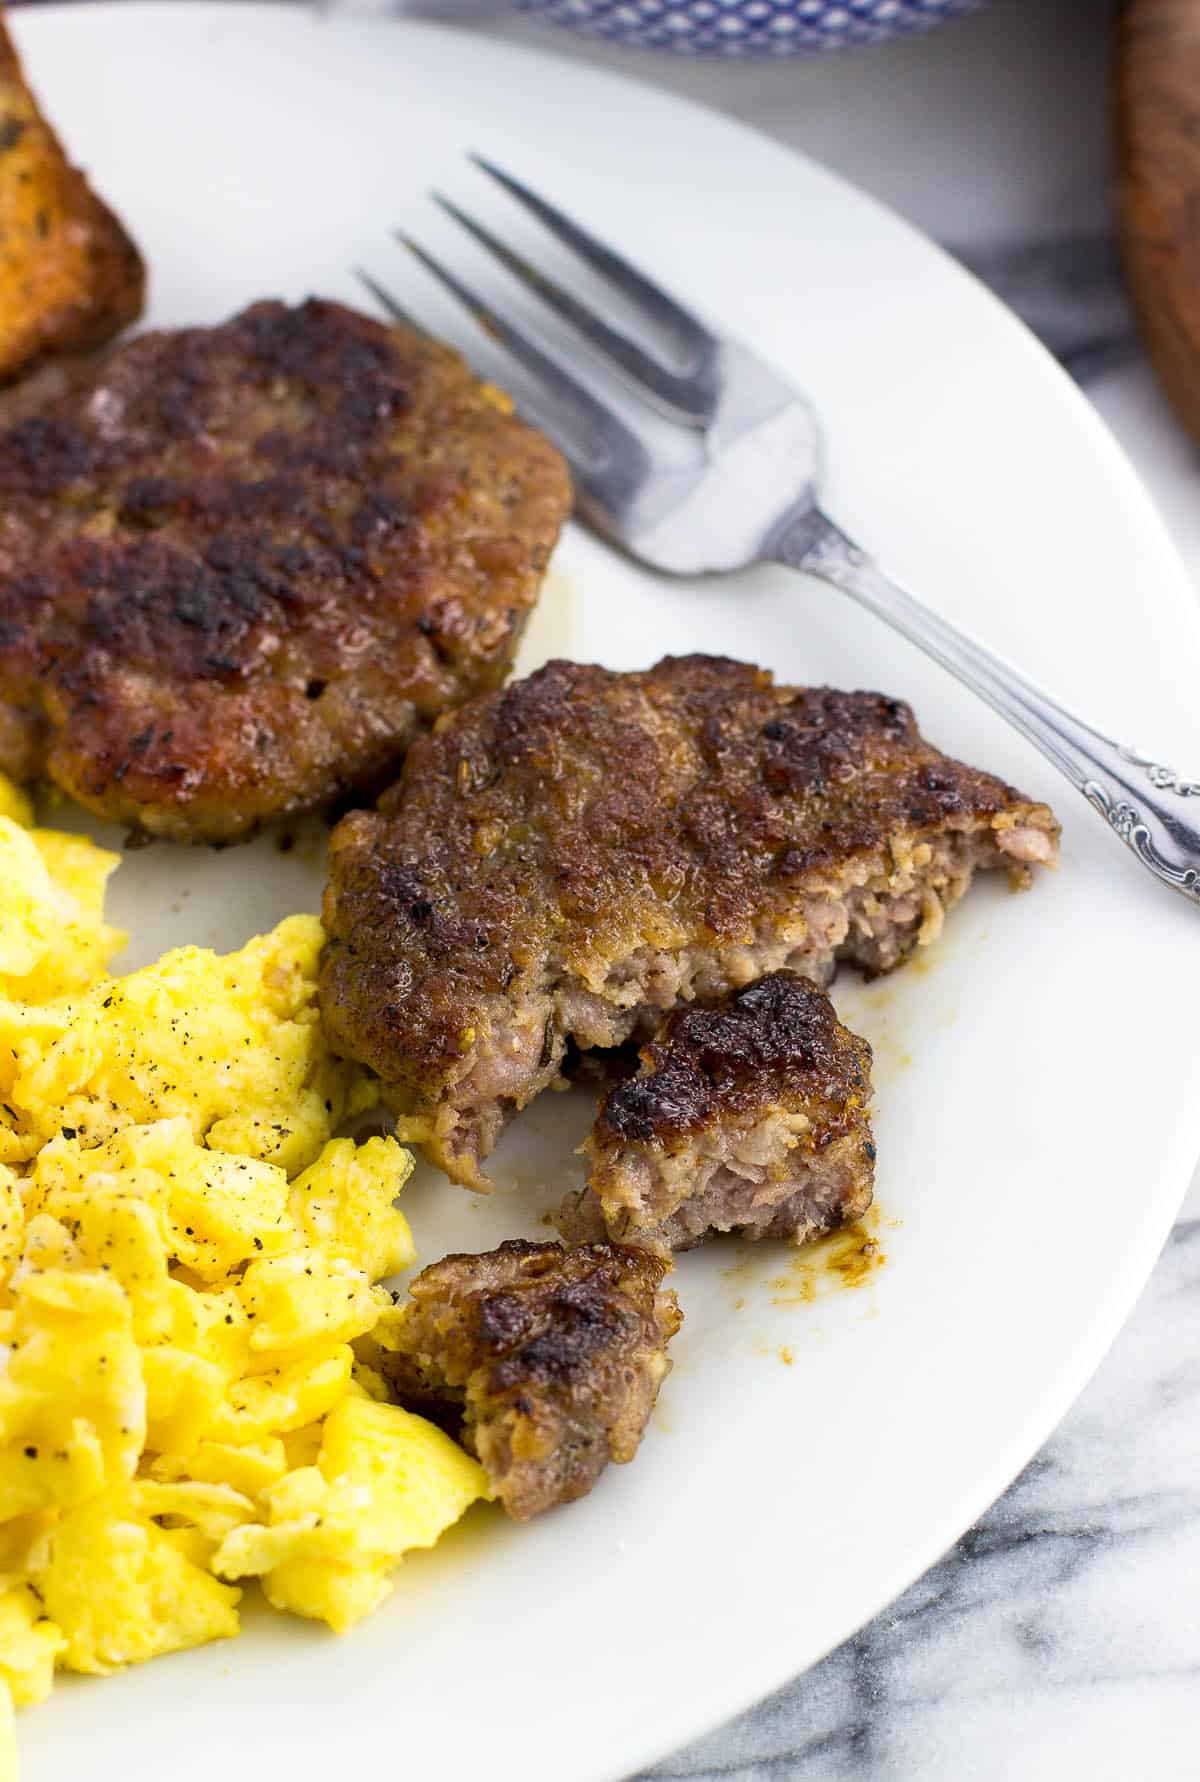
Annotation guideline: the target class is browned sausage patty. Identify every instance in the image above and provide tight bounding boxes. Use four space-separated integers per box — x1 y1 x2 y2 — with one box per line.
0 298 570 839
321 655 1058 1188
561 970 875 1253
375 1238 680 1520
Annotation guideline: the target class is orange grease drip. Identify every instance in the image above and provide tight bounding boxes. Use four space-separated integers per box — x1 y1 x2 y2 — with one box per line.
768 1206 887 1306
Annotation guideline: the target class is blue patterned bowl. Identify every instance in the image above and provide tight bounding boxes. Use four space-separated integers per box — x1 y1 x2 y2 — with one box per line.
516 0 983 56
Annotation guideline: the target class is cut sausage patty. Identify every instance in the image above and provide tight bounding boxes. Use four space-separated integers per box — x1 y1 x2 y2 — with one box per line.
560 970 875 1253
321 655 1058 1187
375 1239 680 1520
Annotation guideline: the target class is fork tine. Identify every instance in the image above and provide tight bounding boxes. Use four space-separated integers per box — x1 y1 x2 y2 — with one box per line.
431 192 714 427
353 266 427 335
398 233 651 515
469 154 718 353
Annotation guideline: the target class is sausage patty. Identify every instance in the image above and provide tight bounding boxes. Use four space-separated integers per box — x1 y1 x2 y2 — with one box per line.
0 298 570 839
374 1238 680 1520
560 970 875 1253
321 655 1058 1188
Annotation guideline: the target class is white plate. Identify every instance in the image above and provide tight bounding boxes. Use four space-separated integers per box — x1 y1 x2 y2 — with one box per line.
13 7 1200 1779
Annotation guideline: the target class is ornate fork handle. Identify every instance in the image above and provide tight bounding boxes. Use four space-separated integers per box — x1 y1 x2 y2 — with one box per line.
771 509 1200 906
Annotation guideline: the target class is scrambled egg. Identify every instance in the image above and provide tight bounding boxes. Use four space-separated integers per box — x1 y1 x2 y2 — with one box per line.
0 901 379 1172
0 782 31 828
0 815 125 1004
0 776 489 1778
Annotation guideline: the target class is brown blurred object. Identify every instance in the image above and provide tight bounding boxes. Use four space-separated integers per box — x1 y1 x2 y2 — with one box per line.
1115 0 1200 443
0 9 143 384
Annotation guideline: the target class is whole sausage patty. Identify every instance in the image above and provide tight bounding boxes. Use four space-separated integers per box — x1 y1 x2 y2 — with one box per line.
0 298 570 840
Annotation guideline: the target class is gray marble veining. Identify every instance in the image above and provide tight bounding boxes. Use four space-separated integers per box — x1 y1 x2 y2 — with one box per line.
640 1214 1200 1780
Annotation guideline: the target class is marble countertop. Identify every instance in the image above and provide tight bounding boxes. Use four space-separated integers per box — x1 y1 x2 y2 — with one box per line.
422 1 1200 1775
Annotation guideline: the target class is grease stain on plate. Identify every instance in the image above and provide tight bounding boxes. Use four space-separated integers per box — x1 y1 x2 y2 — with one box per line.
769 1209 887 1306
722 1205 890 1321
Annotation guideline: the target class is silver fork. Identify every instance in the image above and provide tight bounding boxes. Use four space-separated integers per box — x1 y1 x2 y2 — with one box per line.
361 155 1200 908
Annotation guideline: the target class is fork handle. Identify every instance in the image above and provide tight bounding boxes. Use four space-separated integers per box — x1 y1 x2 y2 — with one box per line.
770 507 1200 907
